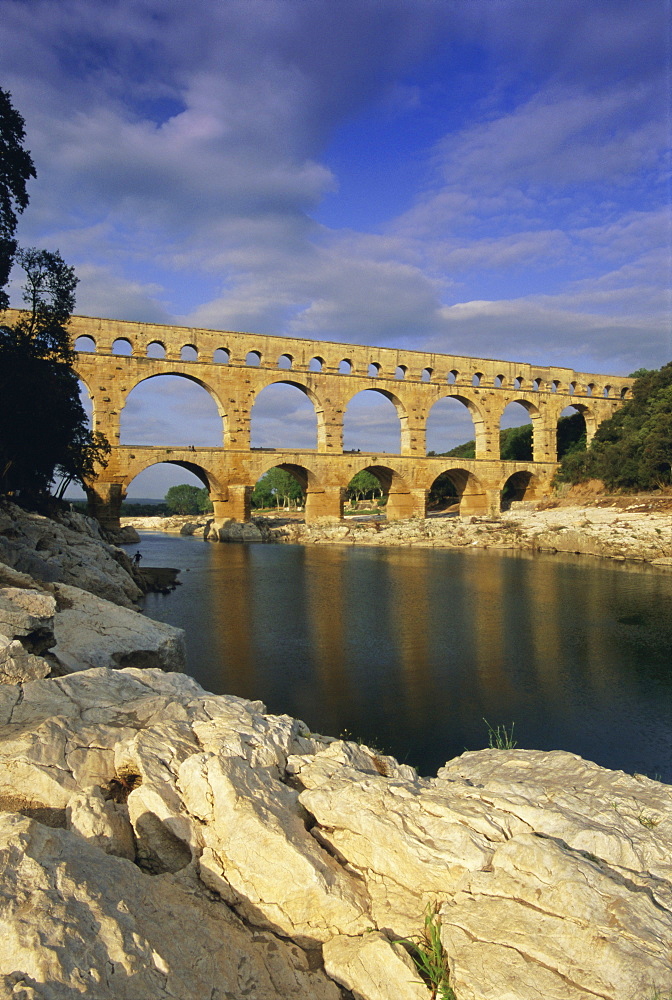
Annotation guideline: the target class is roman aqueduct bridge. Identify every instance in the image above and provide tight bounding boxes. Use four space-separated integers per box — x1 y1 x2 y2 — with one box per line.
53 314 635 528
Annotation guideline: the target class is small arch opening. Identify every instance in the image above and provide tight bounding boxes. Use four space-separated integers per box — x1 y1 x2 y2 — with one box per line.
278 354 292 370
493 375 504 388
368 362 381 377
620 386 630 399
309 357 324 373
213 348 229 364
533 378 543 391
246 351 262 367
74 335 96 353
421 367 432 383
147 341 166 359
551 380 560 393
447 370 458 385
181 344 198 362
603 385 611 398
112 338 133 356
472 372 483 387
339 359 352 374
394 365 407 380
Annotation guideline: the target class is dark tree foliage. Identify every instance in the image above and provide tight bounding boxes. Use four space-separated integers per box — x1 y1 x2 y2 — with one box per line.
0 249 109 501
556 364 672 490
0 89 36 310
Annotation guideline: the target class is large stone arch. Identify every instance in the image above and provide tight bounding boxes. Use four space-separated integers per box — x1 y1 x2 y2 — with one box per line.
249 378 324 450
499 469 542 510
347 463 423 520
498 397 541 461
254 460 334 524
119 371 227 446
428 467 489 516
343 387 409 454
86 456 227 531
426 392 488 458
558 401 598 445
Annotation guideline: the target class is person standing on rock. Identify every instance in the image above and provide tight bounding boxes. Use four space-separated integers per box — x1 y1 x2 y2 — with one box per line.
133 551 142 567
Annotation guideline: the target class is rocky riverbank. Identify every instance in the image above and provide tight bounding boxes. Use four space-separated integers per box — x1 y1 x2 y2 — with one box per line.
123 501 672 568
1 500 671 1000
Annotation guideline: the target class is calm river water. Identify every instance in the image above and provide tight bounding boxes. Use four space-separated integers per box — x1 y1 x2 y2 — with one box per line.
130 533 672 782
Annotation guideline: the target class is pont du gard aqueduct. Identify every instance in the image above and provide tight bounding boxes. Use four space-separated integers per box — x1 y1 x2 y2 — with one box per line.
36 312 639 529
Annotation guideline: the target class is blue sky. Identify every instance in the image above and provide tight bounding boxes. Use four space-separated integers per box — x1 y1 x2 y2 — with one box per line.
2 0 670 497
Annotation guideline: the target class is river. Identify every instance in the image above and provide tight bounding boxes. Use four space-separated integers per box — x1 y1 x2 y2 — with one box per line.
129 533 672 781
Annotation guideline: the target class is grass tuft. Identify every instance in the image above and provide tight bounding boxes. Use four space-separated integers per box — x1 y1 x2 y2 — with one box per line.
397 904 456 1000
484 718 517 750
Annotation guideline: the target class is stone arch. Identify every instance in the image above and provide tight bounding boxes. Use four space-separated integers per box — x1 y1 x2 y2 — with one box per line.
368 362 381 377
74 335 96 352
278 353 293 370
394 365 407 380
180 344 198 361
119 372 226 446
339 359 352 374
87 458 225 531
343 388 408 454
309 356 324 372
213 348 229 363
558 401 598 446
421 367 432 383
426 393 488 459
246 350 262 367
500 470 541 511
350 464 418 520
255 461 329 522
428 467 488 516
249 379 321 450
147 341 166 359
111 337 133 356
498 398 540 460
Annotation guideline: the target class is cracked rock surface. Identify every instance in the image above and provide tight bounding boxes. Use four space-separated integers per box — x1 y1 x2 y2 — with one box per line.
0 667 670 1000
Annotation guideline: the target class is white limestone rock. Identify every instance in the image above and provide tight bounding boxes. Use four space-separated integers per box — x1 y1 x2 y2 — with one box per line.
66 785 135 859
180 752 373 945
0 502 142 607
323 932 429 1000
50 583 186 674
441 832 672 1000
0 587 55 649
0 812 342 1000
0 635 51 684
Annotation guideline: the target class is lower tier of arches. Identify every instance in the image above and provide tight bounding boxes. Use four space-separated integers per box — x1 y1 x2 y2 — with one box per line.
85 446 556 531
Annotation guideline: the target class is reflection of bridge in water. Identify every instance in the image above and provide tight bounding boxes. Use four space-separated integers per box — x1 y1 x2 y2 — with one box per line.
48 312 632 529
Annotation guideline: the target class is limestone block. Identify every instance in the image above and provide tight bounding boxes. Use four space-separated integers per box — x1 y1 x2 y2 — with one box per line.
0 635 51 684
193 702 322 773
0 502 143 607
66 786 135 859
323 932 428 1000
50 583 186 674
438 749 672 894
288 737 418 786
0 813 342 1000
441 832 672 1000
179 752 372 945
0 587 55 649
299 766 508 933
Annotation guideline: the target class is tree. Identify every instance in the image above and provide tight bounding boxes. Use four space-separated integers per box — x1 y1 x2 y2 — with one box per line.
0 92 108 505
251 468 303 509
165 484 213 515
0 89 36 311
345 470 383 504
0 249 109 501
